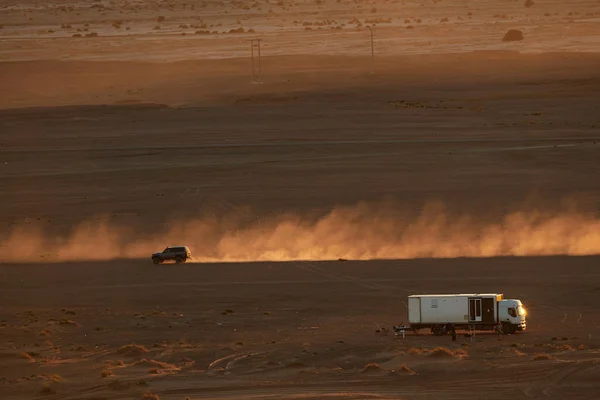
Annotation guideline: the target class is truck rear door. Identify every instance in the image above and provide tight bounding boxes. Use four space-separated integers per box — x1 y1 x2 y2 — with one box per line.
408 297 421 323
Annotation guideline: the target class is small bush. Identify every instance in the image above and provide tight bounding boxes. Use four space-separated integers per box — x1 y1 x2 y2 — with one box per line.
105 359 125 367
558 344 575 352
19 352 36 362
514 348 526 356
428 347 455 358
140 392 160 400
389 364 416 375
407 347 426 355
532 353 553 361
454 348 468 357
117 344 149 356
360 362 386 374
43 374 62 383
134 359 177 370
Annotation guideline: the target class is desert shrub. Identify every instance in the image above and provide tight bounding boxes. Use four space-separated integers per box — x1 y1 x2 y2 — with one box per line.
558 344 575 352
428 347 455 358
389 364 416 375
117 344 149 356
134 359 177 369
360 362 385 374
20 352 37 362
407 347 426 355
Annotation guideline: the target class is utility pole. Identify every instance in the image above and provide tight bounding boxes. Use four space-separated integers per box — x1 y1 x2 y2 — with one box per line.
249 38 262 83
250 39 255 83
367 26 374 75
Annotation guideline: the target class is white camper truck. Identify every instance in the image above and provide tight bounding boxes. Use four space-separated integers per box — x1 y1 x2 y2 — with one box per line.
407 293 527 335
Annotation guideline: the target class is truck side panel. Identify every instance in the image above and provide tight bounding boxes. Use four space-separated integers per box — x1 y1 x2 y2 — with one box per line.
419 296 469 324
408 297 421 323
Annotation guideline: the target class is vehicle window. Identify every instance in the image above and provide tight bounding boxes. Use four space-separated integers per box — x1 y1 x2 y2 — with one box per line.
508 307 517 318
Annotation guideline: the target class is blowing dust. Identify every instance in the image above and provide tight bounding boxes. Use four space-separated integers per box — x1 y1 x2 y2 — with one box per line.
2 200 599 263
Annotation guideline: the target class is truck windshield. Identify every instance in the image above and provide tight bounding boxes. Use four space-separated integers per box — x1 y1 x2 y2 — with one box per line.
517 306 526 316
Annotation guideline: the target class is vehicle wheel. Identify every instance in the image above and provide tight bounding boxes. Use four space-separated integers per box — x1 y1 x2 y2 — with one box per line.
503 323 514 334
175 257 184 264
152 258 160 265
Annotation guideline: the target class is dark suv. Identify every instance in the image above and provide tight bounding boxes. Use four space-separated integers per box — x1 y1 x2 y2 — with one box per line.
151 246 192 264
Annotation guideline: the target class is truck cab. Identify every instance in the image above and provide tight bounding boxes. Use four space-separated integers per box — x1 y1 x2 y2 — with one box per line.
498 299 527 333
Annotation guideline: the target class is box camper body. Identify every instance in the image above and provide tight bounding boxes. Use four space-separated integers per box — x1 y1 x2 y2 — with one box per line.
407 293 527 335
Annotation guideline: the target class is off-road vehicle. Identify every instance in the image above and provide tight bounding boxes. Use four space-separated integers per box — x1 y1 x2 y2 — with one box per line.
151 246 192 264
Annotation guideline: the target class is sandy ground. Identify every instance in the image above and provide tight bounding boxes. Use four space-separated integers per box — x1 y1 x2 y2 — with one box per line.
2 0 600 399
1 257 600 400
1 0 600 61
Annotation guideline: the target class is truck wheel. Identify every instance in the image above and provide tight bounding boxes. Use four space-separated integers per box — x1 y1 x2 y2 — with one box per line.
152 258 160 265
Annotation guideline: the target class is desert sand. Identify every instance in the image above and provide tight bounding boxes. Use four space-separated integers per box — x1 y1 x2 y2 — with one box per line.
1 0 600 399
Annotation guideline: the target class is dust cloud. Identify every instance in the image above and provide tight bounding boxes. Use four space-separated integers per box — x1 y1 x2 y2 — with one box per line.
2 200 599 263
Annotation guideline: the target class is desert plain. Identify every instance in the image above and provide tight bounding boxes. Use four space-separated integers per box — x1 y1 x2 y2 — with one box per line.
1 0 600 399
